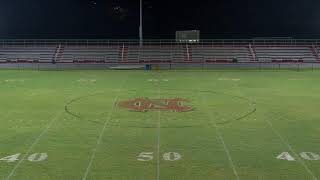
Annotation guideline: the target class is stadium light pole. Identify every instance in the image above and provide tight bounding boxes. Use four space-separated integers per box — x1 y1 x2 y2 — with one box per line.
139 0 143 47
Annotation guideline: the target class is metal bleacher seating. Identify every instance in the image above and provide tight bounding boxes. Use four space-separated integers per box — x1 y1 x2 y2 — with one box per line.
254 46 317 62
0 46 56 63
138 46 175 63
60 45 120 63
126 45 184 63
0 40 319 64
191 45 251 62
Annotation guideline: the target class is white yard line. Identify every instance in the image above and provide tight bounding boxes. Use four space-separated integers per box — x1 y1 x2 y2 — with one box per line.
237 80 316 179
156 88 161 180
201 92 239 180
264 119 318 180
82 80 126 180
5 111 62 180
212 117 240 180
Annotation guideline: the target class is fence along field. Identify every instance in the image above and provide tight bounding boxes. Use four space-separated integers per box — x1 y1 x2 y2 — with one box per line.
0 69 319 179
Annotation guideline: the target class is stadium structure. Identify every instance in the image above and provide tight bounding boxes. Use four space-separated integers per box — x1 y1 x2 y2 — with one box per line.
1 38 320 180
1 39 320 69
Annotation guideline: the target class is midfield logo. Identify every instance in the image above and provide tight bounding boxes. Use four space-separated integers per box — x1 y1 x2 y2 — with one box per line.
118 98 193 112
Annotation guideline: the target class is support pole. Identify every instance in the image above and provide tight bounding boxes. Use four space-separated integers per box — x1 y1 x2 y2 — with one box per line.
139 0 143 47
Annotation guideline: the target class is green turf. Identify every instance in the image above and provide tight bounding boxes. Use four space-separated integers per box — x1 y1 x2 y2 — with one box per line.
0 69 320 180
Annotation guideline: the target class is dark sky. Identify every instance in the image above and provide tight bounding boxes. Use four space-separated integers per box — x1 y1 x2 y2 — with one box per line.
0 0 320 39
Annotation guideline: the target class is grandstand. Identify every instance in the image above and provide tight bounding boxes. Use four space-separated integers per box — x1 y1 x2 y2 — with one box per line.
1 39 320 67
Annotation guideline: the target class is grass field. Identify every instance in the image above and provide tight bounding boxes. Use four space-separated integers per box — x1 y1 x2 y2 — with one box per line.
0 69 320 180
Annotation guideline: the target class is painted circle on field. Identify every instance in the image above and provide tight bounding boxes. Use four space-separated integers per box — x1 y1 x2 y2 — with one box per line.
64 88 256 127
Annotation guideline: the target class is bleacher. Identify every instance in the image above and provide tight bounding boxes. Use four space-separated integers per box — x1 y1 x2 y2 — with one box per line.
60 46 120 63
191 45 251 62
0 46 56 63
254 46 317 62
126 45 186 63
138 46 173 63
0 40 319 64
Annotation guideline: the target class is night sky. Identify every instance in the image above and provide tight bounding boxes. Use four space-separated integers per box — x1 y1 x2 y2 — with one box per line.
0 0 320 39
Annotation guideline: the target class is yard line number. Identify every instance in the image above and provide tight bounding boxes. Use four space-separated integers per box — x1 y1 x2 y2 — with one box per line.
4 151 318 163
277 152 320 161
0 153 48 163
1 152 180 163
137 152 182 162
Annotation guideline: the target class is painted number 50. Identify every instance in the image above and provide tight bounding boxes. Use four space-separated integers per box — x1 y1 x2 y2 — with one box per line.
137 152 182 161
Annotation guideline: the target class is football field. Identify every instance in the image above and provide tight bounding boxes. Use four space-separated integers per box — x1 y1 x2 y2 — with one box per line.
0 69 320 180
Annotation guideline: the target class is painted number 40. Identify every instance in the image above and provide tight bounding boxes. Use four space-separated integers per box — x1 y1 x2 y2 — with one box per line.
0 153 48 163
137 152 182 161
277 152 320 161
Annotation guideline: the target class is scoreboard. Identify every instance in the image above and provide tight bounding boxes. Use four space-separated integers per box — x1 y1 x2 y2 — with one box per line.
175 30 200 43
